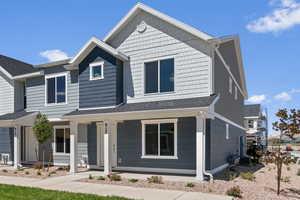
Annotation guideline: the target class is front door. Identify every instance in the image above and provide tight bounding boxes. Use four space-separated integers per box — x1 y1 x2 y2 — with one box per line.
25 127 38 162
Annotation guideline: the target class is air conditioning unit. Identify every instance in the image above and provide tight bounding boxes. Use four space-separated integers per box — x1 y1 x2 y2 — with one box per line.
0 153 10 165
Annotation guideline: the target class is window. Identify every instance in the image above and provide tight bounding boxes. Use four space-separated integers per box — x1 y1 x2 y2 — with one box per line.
142 119 177 159
90 61 104 80
53 127 70 154
46 74 67 104
229 77 232 94
145 58 174 94
234 86 238 100
248 120 254 129
226 124 230 140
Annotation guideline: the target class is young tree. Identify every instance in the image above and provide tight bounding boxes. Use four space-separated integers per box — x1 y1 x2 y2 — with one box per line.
32 113 53 169
262 109 300 195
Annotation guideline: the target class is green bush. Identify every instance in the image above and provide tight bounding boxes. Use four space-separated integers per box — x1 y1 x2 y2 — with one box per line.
185 183 194 188
128 178 138 183
226 186 242 198
108 174 122 181
228 173 239 181
147 176 163 184
97 176 105 181
297 169 300 176
240 172 256 181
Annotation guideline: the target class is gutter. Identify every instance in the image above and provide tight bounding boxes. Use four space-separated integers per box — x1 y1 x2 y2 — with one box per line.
12 71 44 80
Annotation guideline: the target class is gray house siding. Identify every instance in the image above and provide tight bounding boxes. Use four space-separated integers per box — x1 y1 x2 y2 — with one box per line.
107 11 212 103
14 81 25 111
208 118 244 169
214 52 244 126
79 47 124 109
26 66 79 119
0 71 14 115
0 128 14 162
87 123 97 165
117 117 196 170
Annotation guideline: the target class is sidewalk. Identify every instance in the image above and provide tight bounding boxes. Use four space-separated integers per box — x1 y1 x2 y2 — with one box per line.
0 173 232 200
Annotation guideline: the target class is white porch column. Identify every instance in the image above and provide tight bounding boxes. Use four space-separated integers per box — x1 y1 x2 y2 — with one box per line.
196 113 205 181
104 121 112 175
70 121 78 174
14 125 21 169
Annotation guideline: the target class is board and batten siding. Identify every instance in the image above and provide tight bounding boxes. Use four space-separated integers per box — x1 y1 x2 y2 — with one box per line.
107 11 212 103
0 71 14 115
26 66 79 119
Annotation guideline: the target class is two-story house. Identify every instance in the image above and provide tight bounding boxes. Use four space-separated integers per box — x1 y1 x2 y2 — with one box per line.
244 104 268 149
0 3 247 181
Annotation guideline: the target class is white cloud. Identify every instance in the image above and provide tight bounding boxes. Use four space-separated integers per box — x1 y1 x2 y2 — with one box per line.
274 92 292 101
246 0 300 33
39 49 69 62
247 95 267 103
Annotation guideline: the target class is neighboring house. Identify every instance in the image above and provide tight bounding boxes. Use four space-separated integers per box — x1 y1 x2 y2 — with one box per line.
244 104 268 148
0 3 247 181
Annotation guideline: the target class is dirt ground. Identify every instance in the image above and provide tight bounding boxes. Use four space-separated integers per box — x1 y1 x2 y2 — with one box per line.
81 164 300 200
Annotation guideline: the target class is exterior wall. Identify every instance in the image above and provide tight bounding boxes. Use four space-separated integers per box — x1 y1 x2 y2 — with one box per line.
116 117 196 170
0 128 14 162
207 118 244 169
107 11 212 103
214 52 244 126
78 47 123 109
87 122 97 165
26 66 79 119
77 124 88 165
14 81 25 111
0 71 14 115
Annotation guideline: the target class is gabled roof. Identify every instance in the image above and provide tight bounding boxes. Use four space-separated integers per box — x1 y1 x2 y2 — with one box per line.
244 104 261 118
0 55 38 79
67 37 129 69
104 2 213 43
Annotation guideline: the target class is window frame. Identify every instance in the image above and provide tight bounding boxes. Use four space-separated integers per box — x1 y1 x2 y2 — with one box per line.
141 119 178 159
248 120 254 129
45 72 68 106
53 126 70 155
144 57 175 95
89 61 104 81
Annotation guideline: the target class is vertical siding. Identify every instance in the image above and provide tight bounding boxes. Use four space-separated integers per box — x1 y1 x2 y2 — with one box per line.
26 66 78 119
107 11 211 103
0 71 14 115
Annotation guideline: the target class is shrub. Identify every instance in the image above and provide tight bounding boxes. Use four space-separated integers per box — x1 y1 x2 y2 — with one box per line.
37 171 42 176
108 174 122 181
281 176 290 183
147 176 163 184
226 186 242 198
185 183 195 188
240 172 256 181
297 169 300 176
128 178 138 183
14 171 18 174
25 171 30 175
33 162 43 170
97 176 105 181
287 166 291 171
88 174 93 180
228 173 239 181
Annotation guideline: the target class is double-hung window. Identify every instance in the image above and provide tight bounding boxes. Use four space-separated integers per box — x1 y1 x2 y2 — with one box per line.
142 119 178 159
144 58 174 94
53 126 70 154
90 61 104 80
46 74 67 104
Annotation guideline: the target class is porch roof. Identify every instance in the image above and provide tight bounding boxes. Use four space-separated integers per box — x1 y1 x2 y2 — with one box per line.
0 110 37 127
64 95 217 118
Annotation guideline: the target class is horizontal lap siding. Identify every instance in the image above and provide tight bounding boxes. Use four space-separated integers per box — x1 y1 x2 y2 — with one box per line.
0 128 14 162
26 67 78 119
108 11 211 103
117 117 196 170
0 71 14 115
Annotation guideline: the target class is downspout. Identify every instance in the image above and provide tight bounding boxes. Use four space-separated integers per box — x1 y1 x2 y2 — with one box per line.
202 118 213 182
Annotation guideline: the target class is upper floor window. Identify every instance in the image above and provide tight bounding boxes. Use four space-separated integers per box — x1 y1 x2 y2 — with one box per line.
145 58 174 94
90 61 104 80
229 77 233 94
46 73 67 105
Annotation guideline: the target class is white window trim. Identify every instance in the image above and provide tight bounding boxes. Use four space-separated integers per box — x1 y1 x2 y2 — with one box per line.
234 86 238 100
229 77 233 94
226 124 230 140
89 61 104 80
45 72 68 106
144 57 175 95
53 125 70 155
141 119 178 159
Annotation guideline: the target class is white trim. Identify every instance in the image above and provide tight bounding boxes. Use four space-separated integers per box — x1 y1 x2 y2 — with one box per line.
207 163 229 175
234 86 238 100
12 71 44 80
45 72 68 106
212 112 246 130
0 65 13 79
103 3 213 42
53 125 70 155
141 119 178 160
114 166 196 175
226 124 229 140
89 61 104 81
229 77 232 94
244 116 259 119
78 103 122 111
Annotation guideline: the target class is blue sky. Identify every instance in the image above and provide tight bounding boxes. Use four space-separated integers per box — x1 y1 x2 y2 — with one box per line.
0 0 299 134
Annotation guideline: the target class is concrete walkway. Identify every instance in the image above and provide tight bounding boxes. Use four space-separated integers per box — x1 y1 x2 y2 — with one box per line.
0 172 232 200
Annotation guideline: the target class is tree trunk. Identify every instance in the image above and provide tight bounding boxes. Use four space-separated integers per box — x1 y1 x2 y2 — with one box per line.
277 160 282 195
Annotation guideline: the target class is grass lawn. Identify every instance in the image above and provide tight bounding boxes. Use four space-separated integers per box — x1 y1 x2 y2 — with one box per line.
0 184 132 200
